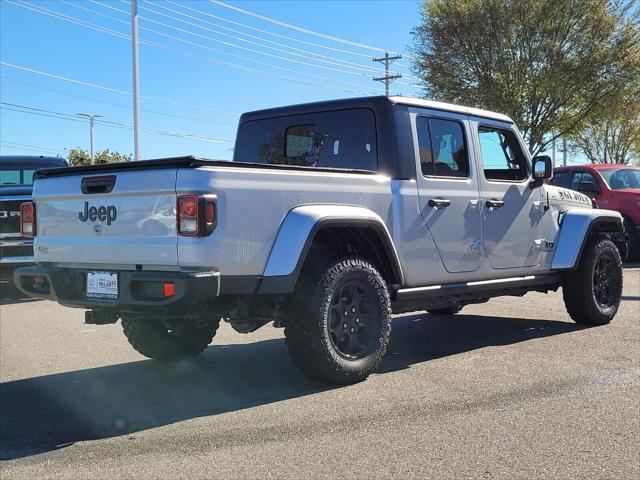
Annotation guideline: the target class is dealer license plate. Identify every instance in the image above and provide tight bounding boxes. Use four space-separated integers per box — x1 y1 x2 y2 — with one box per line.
86 271 118 300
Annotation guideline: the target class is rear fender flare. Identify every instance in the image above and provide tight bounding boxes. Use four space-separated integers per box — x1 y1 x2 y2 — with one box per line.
259 205 404 294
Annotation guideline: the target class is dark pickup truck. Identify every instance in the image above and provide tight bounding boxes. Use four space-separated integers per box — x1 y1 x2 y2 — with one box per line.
1 156 68 281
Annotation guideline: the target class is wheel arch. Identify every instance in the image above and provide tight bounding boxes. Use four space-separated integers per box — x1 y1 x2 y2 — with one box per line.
258 205 404 294
552 208 624 270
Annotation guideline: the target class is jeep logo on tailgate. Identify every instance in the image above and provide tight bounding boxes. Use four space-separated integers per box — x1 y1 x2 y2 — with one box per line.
79 201 117 225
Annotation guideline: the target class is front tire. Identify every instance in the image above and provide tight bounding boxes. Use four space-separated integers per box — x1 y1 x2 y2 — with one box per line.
285 258 391 384
122 316 220 360
562 238 623 325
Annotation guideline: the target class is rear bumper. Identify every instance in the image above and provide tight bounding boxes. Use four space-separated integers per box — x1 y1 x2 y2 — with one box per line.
14 266 220 312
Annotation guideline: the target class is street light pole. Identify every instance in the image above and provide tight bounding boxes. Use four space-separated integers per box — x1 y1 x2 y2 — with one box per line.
76 113 103 164
131 0 141 161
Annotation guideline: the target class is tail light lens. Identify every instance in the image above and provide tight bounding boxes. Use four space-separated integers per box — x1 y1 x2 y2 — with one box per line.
177 195 216 237
20 202 36 237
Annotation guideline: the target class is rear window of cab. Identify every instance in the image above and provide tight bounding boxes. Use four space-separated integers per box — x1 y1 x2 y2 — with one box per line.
233 108 378 171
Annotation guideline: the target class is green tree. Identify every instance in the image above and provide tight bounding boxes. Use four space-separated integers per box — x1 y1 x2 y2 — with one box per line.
411 0 640 156
67 148 133 166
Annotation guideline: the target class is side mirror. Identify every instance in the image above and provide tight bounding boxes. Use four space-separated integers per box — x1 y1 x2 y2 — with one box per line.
532 155 553 180
576 181 600 194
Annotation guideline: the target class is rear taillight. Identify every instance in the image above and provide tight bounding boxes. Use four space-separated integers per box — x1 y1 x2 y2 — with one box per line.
177 195 216 237
20 202 36 237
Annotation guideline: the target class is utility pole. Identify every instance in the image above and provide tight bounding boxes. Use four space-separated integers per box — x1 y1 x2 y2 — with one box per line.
131 0 141 161
562 137 567 166
76 113 103 164
551 135 556 166
373 52 402 96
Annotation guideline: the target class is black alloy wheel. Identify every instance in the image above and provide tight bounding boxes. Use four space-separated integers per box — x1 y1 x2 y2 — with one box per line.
592 250 621 308
328 280 381 359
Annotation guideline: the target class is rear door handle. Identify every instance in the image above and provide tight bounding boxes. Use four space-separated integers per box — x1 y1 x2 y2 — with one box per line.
428 198 451 209
485 199 505 211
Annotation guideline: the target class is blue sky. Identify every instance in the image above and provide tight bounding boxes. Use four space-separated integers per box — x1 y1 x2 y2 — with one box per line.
1 0 423 160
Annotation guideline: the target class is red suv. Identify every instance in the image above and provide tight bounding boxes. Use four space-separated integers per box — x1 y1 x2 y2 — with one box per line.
550 164 640 260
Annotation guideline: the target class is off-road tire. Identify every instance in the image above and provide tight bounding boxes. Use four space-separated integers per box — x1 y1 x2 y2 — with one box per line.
563 238 623 325
285 257 391 384
122 316 220 360
427 306 463 315
623 217 640 262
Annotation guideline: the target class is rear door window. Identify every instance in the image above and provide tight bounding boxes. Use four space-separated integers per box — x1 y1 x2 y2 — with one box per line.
416 117 469 178
234 108 377 171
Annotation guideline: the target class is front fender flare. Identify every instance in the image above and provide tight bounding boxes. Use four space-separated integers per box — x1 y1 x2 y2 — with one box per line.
259 205 403 294
551 208 623 270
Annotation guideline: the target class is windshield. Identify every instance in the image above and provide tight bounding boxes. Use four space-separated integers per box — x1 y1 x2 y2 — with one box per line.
0 168 37 186
599 168 640 190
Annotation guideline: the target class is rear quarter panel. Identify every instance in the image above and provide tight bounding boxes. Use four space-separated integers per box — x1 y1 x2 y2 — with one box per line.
176 166 393 276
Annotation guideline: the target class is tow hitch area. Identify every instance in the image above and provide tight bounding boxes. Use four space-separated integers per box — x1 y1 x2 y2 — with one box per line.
85 310 119 325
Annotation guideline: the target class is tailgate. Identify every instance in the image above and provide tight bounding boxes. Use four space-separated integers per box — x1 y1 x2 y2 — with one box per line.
34 169 178 267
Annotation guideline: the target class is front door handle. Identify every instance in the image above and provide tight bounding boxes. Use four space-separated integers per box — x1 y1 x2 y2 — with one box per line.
485 199 505 211
428 198 451 209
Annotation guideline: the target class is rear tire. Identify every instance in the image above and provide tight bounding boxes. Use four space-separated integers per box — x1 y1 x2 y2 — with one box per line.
122 316 220 360
284 257 391 384
562 238 623 325
427 306 463 315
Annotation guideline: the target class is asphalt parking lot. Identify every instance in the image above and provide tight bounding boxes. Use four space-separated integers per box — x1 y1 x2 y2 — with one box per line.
1 267 639 479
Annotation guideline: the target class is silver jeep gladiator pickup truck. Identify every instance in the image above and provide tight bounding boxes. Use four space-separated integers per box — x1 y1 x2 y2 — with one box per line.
15 96 626 384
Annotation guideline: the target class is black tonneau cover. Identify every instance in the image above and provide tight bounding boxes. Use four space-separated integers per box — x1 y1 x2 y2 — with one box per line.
35 155 378 179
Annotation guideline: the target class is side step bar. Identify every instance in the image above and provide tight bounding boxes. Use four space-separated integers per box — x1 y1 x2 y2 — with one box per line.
392 274 562 313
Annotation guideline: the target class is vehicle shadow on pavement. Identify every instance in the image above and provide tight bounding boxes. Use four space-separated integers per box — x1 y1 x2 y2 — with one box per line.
0 283 39 306
378 313 582 373
0 313 582 461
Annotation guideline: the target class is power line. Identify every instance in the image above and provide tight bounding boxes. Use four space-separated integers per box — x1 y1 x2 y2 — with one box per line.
199 1 419 84
163 0 385 61
1 75 235 126
137 2 420 89
149 1 389 75
0 141 65 156
99 0 392 77
137 18 384 88
207 1 418 71
81 1 388 89
208 0 395 55
0 61 241 116
59 0 417 89
9 1 382 95
0 101 234 144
